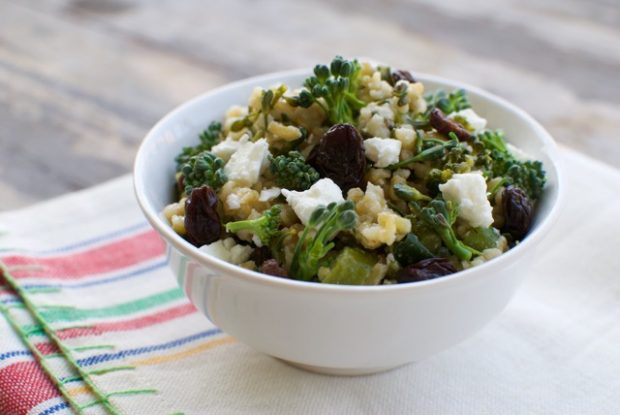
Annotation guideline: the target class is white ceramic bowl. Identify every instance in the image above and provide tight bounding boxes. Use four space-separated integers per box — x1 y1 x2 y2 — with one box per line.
134 68 563 375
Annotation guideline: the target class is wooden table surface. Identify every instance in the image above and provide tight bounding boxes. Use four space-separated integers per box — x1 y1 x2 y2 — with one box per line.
2 0 619 211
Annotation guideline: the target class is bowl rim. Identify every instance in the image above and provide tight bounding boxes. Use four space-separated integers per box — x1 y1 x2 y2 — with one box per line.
134 67 564 294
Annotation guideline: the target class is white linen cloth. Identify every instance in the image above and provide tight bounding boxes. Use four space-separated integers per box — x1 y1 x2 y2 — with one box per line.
0 146 618 414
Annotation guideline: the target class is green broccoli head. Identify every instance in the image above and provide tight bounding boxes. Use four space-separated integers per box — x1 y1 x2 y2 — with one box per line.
175 122 222 171
270 151 320 191
392 184 477 260
290 201 357 281
225 205 282 247
477 130 508 153
475 130 546 200
427 88 471 114
420 199 481 261
286 56 365 125
181 151 227 195
490 150 546 200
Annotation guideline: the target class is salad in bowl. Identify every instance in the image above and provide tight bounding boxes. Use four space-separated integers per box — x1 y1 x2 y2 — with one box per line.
163 56 546 285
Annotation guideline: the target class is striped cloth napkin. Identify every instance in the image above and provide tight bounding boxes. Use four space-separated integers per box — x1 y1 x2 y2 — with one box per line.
1 146 619 415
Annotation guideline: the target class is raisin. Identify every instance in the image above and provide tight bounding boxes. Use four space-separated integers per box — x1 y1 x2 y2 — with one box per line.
391 69 416 84
396 258 457 283
250 246 272 266
430 108 472 141
501 186 533 240
184 185 222 246
260 259 288 278
308 123 367 193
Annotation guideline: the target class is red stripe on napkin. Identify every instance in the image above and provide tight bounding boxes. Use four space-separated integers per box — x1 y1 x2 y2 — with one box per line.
57 303 197 339
0 361 61 415
3 230 165 279
35 342 60 356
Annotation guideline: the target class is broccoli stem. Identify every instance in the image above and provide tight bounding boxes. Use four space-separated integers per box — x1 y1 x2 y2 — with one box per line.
434 222 480 261
225 206 282 246
387 137 458 170
405 199 480 262
290 202 357 281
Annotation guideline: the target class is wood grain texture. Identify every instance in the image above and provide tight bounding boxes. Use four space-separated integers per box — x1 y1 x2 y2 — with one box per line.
1 0 619 210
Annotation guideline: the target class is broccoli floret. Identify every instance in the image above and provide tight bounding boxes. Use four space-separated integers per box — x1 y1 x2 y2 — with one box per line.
427 88 471 114
419 199 481 261
231 85 288 138
225 205 282 247
476 130 546 200
269 151 320 191
181 151 227 194
175 122 222 171
290 201 357 281
477 130 508 153
286 56 365 125
425 168 453 196
394 187 480 261
490 150 546 200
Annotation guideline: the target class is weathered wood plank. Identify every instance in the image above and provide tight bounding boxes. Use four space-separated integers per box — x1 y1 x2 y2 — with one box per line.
1 0 619 211
0 1 226 209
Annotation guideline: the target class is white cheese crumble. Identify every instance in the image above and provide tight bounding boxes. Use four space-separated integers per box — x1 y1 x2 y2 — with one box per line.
448 108 487 134
225 193 241 210
364 138 402 168
439 172 493 228
258 187 281 202
200 237 253 265
211 133 250 162
281 178 344 225
224 138 270 186
358 102 394 138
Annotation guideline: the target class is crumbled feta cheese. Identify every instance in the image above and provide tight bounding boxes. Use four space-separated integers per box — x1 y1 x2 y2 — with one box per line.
448 109 487 134
367 115 390 138
224 138 270 186
281 178 344 225
211 133 250 162
439 172 493 228
226 193 241 210
364 138 402 168
258 187 281 202
200 237 253 265
358 102 394 138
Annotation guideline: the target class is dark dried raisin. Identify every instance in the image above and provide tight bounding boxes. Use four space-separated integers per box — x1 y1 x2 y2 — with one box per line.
391 69 416 84
260 259 288 278
184 186 222 246
396 257 457 283
501 186 533 240
250 246 272 266
308 123 367 193
430 108 472 141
